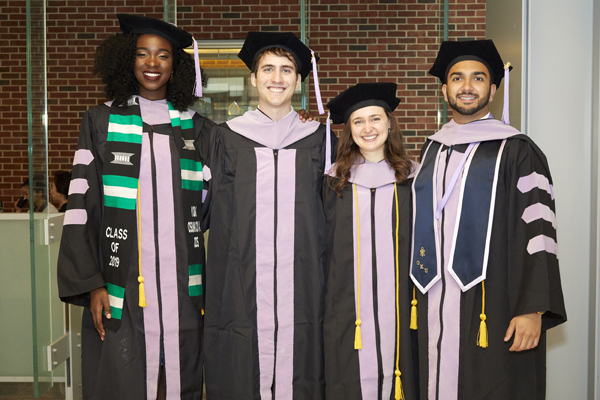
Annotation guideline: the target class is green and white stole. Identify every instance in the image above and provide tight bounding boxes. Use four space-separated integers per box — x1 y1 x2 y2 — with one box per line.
101 96 204 330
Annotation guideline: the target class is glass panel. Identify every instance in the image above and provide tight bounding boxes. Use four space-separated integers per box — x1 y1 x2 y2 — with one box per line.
190 46 302 124
27 0 57 396
163 0 177 24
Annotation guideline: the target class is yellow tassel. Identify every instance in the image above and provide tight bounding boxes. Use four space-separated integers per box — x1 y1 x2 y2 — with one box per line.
394 370 404 400
354 319 362 350
477 280 488 348
138 276 148 308
477 314 488 348
410 286 418 330
136 184 147 308
201 309 205 316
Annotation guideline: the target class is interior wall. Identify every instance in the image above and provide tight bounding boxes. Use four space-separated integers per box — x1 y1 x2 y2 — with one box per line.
527 0 595 398
485 0 522 131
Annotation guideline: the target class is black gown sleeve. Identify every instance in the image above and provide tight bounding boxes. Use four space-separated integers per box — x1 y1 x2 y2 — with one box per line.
200 123 226 231
505 139 567 331
57 106 108 307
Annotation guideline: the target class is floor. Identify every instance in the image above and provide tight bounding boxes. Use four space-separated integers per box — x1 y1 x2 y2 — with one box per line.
0 383 65 400
0 382 207 399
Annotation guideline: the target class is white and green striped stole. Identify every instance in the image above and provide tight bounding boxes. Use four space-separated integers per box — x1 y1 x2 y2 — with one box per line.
106 282 125 320
188 264 203 297
107 113 143 144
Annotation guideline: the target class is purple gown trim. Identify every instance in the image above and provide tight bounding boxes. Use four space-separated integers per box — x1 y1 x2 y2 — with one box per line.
73 149 93 166
68 178 89 195
373 184 397 398
427 149 463 400
153 132 182 399
517 172 554 200
139 132 161 400
254 148 276 400
527 235 558 256
139 98 171 126
429 118 519 146
63 209 87 226
328 160 397 189
275 149 297 399
522 203 556 229
227 109 321 149
352 185 378 400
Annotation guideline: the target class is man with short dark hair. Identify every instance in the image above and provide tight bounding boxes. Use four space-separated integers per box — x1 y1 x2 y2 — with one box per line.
410 40 567 399
203 32 333 399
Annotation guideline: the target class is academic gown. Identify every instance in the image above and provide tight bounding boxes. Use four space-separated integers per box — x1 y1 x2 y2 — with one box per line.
57 98 213 400
323 161 418 400
203 109 336 400
412 118 566 400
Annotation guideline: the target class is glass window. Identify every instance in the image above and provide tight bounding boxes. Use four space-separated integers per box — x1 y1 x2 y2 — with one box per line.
189 40 302 124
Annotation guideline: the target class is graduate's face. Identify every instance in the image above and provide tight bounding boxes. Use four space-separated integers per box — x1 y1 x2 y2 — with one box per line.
134 34 173 101
349 106 390 162
251 52 301 111
442 60 497 123
21 185 29 200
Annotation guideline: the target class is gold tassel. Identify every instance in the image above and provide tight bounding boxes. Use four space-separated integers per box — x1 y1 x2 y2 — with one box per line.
477 280 488 348
477 314 488 348
410 286 418 330
354 319 362 350
394 370 404 400
138 276 148 308
353 184 363 351
137 184 147 308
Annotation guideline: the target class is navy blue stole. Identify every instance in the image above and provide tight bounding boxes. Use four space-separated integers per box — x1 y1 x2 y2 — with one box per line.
411 140 506 293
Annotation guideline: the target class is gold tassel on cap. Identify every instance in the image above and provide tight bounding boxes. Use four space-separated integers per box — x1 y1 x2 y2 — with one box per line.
137 185 148 308
353 184 362 350
410 286 418 330
477 280 488 348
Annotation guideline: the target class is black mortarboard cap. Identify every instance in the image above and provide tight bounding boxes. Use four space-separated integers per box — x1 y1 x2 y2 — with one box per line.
238 32 318 81
326 82 401 124
117 14 193 49
429 39 509 88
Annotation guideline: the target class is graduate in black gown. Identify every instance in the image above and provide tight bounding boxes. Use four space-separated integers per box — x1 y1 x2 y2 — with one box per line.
202 32 335 399
57 14 212 400
410 40 567 400
323 83 418 400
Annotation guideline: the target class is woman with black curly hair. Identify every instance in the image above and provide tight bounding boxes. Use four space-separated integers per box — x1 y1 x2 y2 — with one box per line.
57 14 211 400
322 83 418 400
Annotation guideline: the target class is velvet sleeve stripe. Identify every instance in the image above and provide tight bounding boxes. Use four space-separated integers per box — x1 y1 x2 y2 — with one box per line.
73 149 94 165
68 178 90 195
521 203 556 229
517 171 554 199
527 235 558 257
64 209 88 226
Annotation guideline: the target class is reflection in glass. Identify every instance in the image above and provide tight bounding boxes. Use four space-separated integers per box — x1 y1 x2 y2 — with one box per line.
190 47 302 124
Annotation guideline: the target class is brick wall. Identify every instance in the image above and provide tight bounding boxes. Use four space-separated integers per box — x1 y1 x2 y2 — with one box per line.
0 0 485 212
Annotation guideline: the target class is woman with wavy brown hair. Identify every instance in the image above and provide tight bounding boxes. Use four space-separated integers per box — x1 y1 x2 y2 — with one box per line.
323 82 418 400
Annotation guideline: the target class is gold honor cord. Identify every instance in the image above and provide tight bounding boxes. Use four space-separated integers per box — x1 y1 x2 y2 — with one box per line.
393 183 404 400
137 184 148 308
353 184 362 350
477 280 488 348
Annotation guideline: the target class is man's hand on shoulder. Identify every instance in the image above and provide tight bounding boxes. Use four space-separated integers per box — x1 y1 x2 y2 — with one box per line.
298 109 314 123
504 312 543 352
